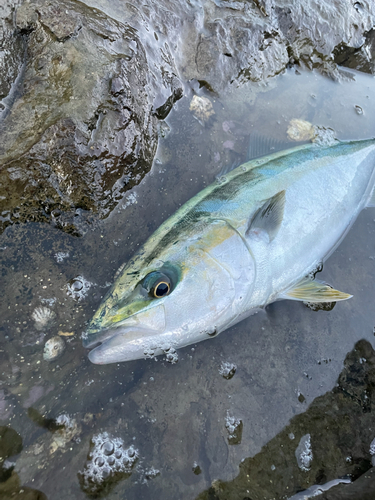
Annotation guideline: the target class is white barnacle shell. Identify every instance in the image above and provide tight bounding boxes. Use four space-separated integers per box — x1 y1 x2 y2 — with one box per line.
287 118 314 142
43 336 65 361
32 307 56 330
189 95 215 123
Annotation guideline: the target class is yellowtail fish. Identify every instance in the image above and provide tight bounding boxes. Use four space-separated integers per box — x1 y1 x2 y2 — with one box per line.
83 139 375 364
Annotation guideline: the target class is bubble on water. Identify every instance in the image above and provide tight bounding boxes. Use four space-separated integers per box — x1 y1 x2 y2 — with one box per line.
216 175 227 185
158 120 171 138
79 432 138 496
95 456 105 467
225 412 243 445
67 276 93 301
144 467 160 480
203 326 217 337
144 346 156 359
312 126 337 146
295 434 313 472
32 306 56 330
219 361 237 379
369 437 375 455
54 251 69 263
122 192 138 209
102 440 114 456
164 347 178 364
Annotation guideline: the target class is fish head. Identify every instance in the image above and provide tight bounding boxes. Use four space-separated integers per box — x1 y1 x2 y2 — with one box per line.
83 219 255 364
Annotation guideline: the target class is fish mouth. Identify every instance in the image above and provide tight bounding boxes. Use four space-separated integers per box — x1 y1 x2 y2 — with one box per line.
83 303 168 363
83 324 167 364
82 325 120 349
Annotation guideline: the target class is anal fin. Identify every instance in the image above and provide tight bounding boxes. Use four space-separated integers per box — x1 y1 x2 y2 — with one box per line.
281 276 352 302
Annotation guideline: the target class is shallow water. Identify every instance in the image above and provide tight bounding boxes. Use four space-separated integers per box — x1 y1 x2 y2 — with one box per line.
1 44 375 500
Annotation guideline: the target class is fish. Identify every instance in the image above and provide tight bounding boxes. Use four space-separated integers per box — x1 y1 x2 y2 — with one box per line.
82 138 375 364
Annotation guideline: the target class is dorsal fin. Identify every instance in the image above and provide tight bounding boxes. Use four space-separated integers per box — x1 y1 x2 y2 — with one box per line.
217 133 295 178
246 190 286 243
247 132 294 160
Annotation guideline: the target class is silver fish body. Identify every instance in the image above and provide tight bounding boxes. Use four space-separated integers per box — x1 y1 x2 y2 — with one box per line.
83 140 375 364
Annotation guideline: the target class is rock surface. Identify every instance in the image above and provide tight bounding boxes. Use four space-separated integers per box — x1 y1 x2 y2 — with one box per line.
0 0 181 235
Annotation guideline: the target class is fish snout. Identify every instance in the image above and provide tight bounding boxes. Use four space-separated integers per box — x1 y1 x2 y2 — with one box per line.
87 327 170 364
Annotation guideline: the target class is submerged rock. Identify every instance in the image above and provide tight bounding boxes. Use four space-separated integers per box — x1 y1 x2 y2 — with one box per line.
0 0 181 236
196 340 375 500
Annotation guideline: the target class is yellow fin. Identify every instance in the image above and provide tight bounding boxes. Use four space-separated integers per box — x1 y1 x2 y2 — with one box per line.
281 277 352 302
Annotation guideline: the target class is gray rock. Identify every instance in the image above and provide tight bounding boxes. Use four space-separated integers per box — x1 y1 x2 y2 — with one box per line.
0 0 181 235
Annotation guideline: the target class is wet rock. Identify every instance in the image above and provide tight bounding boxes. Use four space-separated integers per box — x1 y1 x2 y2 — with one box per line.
197 340 375 500
0 0 181 236
219 361 236 379
334 28 375 75
180 0 375 89
49 413 82 453
0 1 25 118
0 426 22 482
316 467 375 500
0 471 48 500
225 412 243 445
0 425 47 500
192 462 202 475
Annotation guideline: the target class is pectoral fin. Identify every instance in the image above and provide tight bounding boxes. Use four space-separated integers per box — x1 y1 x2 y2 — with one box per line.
281 276 352 302
246 190 286 242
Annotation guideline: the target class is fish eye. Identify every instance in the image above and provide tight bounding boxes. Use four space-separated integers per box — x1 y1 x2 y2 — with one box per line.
142 271 172 299
152 280 170 298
